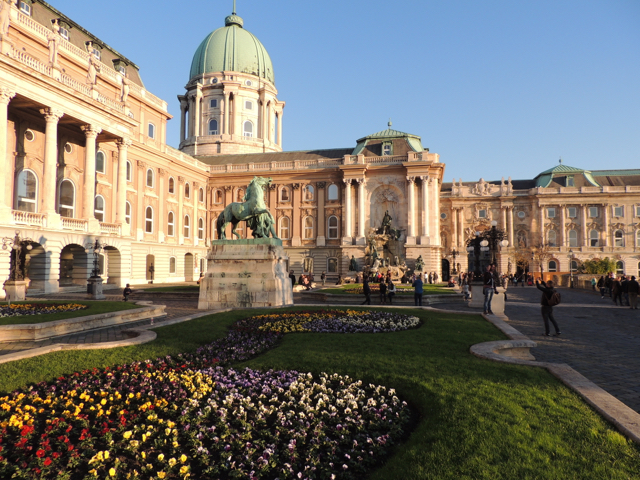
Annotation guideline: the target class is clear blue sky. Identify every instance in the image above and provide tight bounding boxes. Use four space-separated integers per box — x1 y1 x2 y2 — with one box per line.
50 0 639 182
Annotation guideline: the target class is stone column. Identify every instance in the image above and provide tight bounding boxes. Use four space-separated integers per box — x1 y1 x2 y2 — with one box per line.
581 205 588 247
193 181 199 246
602 204 609 247
343 179 352 240
356 178 366 242
187 93 195 138
0 87 15 223
194 87 202 137
277 110 283 146
316 181 326 246
421 176 430 243
539 205 545 245
508 207 514 247
178 96 188 143
158 169 167 242
222 94 229 135
291 183 301 246
559 206 566 248
178 176 185 244
452 207 458 247
115 137 131 229
40 108 64 219
459 207 465 248
432 178 440 246
406 176 416 242
81 125 101 220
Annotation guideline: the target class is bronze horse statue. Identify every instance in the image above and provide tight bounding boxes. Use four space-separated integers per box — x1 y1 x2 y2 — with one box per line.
215 176 279 240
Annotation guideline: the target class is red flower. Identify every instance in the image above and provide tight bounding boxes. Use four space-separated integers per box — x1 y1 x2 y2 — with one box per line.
67 444 74 451
20 425 34 436
36 449 45 458
52 452 61 459
44 458 52 466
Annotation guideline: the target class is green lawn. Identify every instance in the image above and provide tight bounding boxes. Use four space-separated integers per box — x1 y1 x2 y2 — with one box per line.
0 307 638 478
141 285 200 293
322 283 456 295
0 301 143 326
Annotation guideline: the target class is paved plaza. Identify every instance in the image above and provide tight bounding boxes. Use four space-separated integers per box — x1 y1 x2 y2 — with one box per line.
1 284 639 416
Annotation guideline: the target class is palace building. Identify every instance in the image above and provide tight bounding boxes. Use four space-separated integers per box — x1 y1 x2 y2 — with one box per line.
0 1 638 298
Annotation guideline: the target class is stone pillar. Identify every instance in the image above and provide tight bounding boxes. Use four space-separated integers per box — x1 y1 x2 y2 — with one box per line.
277 110 283 146
41 108 64 220
559 205 566 247
194 87 202 137
459 207 465 248
187 93 195 138
193 181 200 246
291 183 301 246
452 207 458 247
406 176 415 242
178 176 185 244
602 204 609 247
420 176 430 243
539 205 545 245
115 137 131 231
432 178 441 246
179 96 188 142
343 179 352 240
581 205 588 247
222 94 229 135
0 87 15 223
508 207 514 247
233 95 241 138
158 169 167 242
81 125 101 221
316 181 326 246
356 178 366 243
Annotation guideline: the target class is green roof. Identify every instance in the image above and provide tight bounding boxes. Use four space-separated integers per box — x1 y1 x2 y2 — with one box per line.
534 162 599 188
353 125 424 155
189 12 275 84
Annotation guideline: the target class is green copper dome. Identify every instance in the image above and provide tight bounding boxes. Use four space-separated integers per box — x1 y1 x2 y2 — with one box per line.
189 12 275 84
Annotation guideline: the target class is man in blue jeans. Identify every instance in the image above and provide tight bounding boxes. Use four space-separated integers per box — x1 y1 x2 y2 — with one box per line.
413 273 424 306
483 265 496 315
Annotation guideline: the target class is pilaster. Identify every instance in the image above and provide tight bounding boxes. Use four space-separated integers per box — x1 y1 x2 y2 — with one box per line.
0 86 16 224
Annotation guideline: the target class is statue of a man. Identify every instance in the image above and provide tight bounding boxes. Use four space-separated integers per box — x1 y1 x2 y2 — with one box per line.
87 48 100 86
47 19 60 67
0 0 11 39
415 255 425 272
349 255 358 272
380 210 392 234
120 74 130 103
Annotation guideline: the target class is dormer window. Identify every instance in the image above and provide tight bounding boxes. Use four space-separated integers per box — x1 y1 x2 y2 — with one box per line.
566 176 574 187
19 1 32 16
382 142 392 156
56 21 71 40
113 59 127 75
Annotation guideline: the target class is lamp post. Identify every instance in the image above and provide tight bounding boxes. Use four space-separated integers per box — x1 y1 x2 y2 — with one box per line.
85 239 107 299
1 231 35 301
569 249 574 288
450 249 459 275
466 232 482 277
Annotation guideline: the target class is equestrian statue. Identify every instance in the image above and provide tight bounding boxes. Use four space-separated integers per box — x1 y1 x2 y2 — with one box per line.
215 176 279 240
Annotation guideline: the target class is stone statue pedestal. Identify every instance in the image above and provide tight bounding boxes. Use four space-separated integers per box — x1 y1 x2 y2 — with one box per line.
198 238 293 310
4 280 28 301
87 277 106 300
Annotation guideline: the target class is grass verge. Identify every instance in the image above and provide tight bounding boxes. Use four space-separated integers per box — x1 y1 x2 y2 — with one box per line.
0 307 638 478
0 301 143 326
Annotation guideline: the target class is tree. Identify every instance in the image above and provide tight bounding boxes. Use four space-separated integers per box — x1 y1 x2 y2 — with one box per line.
512 248 532 274
579 257 617 274
532 243 554 276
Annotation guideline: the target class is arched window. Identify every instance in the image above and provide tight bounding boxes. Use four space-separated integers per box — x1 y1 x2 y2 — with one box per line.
125 201 132 224
198 217 204 240
167 211 175 236
145 206 153 233
328 215 339 239
15 169 37 212
236 188 244 202
126 160 132 182
280 187 290 202
279 217 290 239
614 229 624 247
96 151 106 173
547 230 557 247
589 229 600 247
184 215 191 238
243 120 253 138
185 183 190 199
303 185 314 201
58 180 75 218
327 184 338 201
168 177 175 194
303 216 314 239
208 119 218 135
616 261 624 275
148 122 156 139
327 257 338 273
146 168 154 188
636 230 640 248
214 189 223 204
568 229 578 248
94 195 105 222
169 257 176 274
548 260 557 272
199 187 204 203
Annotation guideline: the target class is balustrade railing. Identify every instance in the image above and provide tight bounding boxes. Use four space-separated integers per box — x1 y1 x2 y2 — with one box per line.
100 222 121 235
61 218 88 231
12 211 45 227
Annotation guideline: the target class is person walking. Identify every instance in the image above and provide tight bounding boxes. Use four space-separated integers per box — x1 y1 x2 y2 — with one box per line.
379 279 387 304
597 275 605 298
628 276 639 310
612 277 623 306
413 273 424 306
387 280 396 304
289 270 296 288
621 276 630 306
482 265 496 315
361 277 372 305
535 279 561 336
591 277 597 291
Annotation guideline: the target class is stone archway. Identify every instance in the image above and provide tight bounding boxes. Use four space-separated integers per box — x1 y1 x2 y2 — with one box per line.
441 258 450 282
146 255 155 283
103 246 122 286
184 253 194 281
59 244 89 287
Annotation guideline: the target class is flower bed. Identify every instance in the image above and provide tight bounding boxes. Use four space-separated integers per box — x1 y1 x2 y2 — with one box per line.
0 303 88 318
237 309 421 334
0 311 413 479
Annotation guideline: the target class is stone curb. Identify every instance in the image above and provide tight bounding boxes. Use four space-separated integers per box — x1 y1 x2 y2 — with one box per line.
472 312 640 445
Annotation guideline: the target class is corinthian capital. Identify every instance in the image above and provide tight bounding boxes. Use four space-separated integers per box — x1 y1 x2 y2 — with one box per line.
81 124 102 138
406 176 416 184
116 136 132 148
40 107 64 123
0 88 16 106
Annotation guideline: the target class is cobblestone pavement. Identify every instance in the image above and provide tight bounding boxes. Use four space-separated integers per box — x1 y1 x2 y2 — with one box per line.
439 285 640 414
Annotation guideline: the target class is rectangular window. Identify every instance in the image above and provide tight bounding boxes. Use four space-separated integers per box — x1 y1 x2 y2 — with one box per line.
148 123 156 139
567 207 577 218
245 101 253 110
589 206 598 218
19 1 31 15
547 207 556 218
59 26 69 40
614 206 624 217
210 99 218 108
566 176 574 187
636 205 640 217
478 209 487 219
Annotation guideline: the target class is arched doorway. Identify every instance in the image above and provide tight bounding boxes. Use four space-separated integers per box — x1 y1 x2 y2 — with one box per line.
184 253 194 281
146 255 155 283
441 259 450 282
59 244 89 287
13 242 46 292
103 246 122 286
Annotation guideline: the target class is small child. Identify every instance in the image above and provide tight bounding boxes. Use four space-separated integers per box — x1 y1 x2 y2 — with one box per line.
123 283 132 302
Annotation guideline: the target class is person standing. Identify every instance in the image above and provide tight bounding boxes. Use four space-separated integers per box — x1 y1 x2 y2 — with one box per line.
379 279 387 304
536 279 561 336
597 275 605 298
628 276 639 310
289 270 296 288
612 277 622 306
361 277 372 305
387 280 396 304
320 271 326 286
621 276 630 306
482 265 496 315
591 277 597 291
413 273 424 306
122 284 132 302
